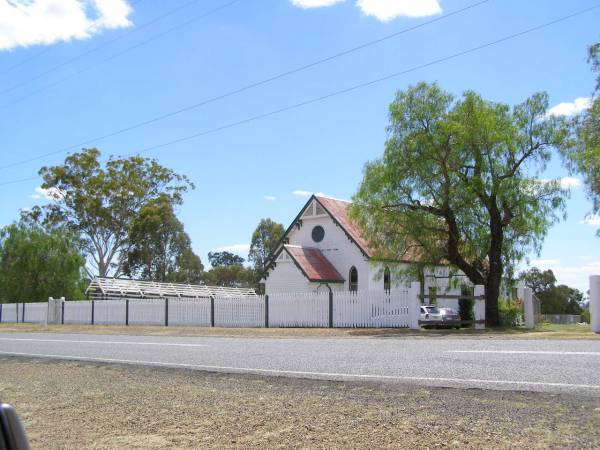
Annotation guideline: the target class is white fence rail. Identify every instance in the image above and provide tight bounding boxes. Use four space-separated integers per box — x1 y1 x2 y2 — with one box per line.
1 288 426 329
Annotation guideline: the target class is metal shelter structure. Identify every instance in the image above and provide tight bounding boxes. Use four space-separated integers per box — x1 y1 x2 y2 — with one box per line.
86 277 257 300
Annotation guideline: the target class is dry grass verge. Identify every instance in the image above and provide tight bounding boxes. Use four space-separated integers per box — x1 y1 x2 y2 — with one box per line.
0 357 599 449
0 322 598 340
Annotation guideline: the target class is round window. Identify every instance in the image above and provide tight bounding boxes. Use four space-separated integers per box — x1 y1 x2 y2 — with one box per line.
311 225 325 242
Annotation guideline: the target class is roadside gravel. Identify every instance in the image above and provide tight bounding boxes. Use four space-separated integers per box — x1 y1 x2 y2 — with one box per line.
0 357 598 449
1 323 598 340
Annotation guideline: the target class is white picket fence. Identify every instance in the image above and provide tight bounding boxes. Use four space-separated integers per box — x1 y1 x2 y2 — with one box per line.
0 286 422 329
334 290 412 328
269 292 330 327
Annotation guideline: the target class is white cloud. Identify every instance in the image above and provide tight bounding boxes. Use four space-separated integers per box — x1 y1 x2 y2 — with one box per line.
356 0 441 21
0 0 133 51
559 177 582 188
30 186 64 201
581 214 600 226
547 97 591 117
536 177 582 189
214 244 250 253
290 0 442 21
291 0 345 8
264 195 276 201
292 190 313 197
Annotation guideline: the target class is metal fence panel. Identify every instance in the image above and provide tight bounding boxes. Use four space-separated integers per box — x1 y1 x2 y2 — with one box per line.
22 302 47 323
128 299 166 326
215 296 264 328
63 301 93 324
168 298 211 327
0 303 19 323
94 300 127 325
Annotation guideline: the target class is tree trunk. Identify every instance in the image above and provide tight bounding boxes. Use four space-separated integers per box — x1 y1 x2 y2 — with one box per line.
485 198 504 326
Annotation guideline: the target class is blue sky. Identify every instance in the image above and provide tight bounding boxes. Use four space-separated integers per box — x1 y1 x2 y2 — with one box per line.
0 0 598 293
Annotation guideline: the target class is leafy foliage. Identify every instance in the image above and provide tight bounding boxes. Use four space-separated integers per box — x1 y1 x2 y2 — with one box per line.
208 251 245 267
351 82 569 325
563 42 600 231
520 267 583 314
202 266 256 288
0 222 87 302
519 267 556 295
538 285 583 315
32 148 193 278
248 218 284 272
458 285 475 323
122 195 203 283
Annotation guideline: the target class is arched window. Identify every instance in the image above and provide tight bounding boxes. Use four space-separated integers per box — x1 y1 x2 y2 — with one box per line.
383 267 391 293
349 266 358 292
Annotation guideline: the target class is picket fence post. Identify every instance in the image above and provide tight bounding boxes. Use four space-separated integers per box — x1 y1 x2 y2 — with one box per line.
210 296 215 327
328 291 334 328
165 298 169 327
264 295 269 328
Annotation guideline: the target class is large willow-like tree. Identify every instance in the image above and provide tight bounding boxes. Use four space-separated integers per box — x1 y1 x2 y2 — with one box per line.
351 82 569 325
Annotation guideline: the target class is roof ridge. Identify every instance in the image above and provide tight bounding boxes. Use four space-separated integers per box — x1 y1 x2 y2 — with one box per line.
314 194 351 203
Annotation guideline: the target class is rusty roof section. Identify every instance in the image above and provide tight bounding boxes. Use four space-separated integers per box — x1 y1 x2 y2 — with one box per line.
284 245 344 283
314 195 424 263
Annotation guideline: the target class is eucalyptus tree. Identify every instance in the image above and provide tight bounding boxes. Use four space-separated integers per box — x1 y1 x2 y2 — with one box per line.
351 82 570 325
248 218 284 272
35 148 193 277
123 194 203 283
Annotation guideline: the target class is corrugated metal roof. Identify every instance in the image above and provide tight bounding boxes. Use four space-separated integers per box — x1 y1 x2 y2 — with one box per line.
284 245 344 283
86 277 257 299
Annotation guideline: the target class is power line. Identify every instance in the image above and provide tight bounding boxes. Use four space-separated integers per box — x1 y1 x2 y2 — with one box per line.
0 0 489 170
121 5 600 155
1 0 244 109
1 4 597 188
0 0 221 96
0 48 53 76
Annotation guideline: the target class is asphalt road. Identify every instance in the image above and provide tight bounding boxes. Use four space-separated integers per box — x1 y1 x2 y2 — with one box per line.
1 332 600 396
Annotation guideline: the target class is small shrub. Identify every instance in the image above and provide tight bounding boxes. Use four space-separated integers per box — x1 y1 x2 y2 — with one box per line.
498 298 524 327
458 285 474 324
582 308 590 324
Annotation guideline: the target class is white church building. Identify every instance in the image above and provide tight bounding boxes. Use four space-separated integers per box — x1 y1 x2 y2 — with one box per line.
263 194 454 296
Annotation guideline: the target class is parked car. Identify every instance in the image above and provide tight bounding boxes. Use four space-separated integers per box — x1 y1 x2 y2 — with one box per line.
439 307 461 329
420 305 443 328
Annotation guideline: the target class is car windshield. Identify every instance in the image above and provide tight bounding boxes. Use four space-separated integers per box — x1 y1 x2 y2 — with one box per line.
425 306 440 314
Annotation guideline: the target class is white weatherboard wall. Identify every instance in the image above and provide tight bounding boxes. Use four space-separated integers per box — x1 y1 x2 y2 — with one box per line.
283 212 370 292
266 254 315 293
